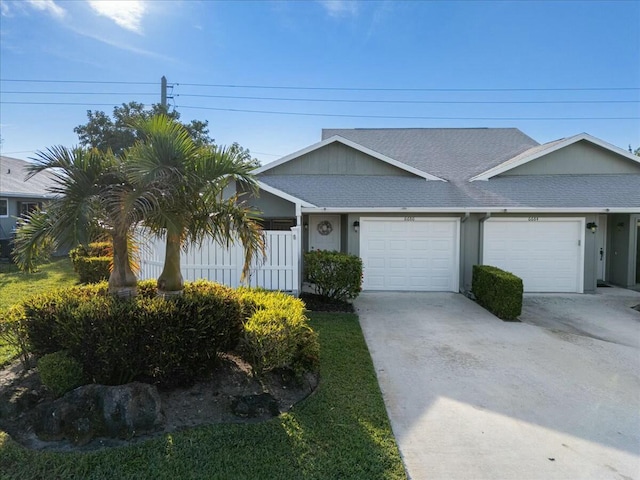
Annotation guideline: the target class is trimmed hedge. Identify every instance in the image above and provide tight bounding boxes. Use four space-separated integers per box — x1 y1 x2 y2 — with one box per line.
472 265 523 320
304 250 363 301
16 281 243 386
238 289 319 377
9 280 318 387
69 242 112 284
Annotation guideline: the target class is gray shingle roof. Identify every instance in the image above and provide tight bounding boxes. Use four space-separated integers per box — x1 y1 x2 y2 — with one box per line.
259 175 474 208
0 156 55 198
260 174 640 209
464 175 640 209
321 128 539 181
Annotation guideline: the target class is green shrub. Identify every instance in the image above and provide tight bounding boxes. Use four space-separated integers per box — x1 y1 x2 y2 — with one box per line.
38 351 85 397
304 250 363 301
19 283 109 355
73 256 111 283
472 265 523 320
0 306 32 369
69 243 112 284
239 289 319 377
18 280 244 387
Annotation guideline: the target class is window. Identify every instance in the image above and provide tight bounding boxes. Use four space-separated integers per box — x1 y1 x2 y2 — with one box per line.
0 199 7 218
259 218 296 231
19 201 41 216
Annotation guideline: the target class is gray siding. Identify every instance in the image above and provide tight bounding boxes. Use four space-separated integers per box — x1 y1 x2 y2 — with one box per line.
263 142 414 176
243 188 296 218
502 141 640 176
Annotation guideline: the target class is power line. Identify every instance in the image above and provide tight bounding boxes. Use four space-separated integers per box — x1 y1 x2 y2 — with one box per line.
1 78 637 92
1 91 158 96
0 101 149 107
176 83 640 92
0 79 157 85
2 100 636 120
176 93 638 105
175 104 640 121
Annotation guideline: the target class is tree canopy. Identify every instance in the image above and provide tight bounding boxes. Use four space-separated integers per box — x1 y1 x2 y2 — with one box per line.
74 102 214 156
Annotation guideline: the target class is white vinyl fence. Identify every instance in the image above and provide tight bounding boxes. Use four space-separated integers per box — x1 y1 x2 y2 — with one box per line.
136 227 300 293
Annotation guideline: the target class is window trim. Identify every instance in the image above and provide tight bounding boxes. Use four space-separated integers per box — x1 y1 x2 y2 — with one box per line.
0 198 8 218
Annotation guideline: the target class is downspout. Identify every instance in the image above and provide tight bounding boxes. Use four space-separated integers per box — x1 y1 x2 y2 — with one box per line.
295 203 303 296
459 212 470 295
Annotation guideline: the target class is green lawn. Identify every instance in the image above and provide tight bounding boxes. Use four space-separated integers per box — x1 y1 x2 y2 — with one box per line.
0 257 78 365
0 312 406 480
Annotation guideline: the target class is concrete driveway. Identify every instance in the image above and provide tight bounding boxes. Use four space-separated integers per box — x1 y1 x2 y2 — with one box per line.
356 290 640 480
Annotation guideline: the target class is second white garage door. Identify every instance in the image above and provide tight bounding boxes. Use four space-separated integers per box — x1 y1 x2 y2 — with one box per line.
482 218 585 293
360 217 459 291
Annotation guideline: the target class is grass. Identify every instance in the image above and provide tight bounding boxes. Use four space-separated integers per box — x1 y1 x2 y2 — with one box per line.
0 257 78 366
0 312 406 480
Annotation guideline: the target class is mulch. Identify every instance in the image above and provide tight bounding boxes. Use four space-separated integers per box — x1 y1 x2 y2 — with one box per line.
299 293 355 313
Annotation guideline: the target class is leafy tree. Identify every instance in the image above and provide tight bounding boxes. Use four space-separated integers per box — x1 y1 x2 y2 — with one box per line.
127 114 264 296
12 147 152 296
74 102 214 156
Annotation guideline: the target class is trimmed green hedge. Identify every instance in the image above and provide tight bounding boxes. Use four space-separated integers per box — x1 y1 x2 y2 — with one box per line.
472 265 523 320
7 280 318 387
304 250 363 301
69 243 112 284
238 289 319 377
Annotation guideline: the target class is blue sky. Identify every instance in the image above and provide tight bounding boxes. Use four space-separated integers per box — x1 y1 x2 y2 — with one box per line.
1 0 639 165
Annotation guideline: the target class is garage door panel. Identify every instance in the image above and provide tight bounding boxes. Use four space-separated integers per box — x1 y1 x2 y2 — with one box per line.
361 218 459 292
483 219 583 293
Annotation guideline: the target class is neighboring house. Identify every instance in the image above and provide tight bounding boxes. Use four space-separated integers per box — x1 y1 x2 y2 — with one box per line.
244 128 640 294
0 156 55 256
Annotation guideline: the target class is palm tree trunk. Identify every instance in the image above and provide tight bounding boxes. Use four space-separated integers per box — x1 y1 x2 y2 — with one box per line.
109 232 138 297
157 229 184 296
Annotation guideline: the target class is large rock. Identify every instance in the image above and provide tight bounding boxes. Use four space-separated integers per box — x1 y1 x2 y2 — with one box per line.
32 382 164 446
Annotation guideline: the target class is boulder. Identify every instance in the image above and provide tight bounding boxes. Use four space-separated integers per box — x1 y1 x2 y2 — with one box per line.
32 382 164 446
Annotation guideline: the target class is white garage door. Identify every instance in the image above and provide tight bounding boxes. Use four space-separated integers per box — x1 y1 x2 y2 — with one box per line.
483 218 584 293
360 217 459 291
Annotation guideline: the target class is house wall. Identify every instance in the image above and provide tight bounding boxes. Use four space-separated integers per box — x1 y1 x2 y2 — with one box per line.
608 213 639 288
241 188 296 218
262 142 413 176
0 196 45 239
502 141 640 176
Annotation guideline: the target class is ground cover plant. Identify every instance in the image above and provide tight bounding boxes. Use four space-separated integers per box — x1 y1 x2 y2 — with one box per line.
0 313 406 480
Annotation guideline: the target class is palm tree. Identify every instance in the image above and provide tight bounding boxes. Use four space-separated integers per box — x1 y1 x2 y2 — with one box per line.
127 114 265 296
12 146 147 296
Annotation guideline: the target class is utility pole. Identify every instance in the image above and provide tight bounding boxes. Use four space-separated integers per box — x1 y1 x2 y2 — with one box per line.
161 75 167 110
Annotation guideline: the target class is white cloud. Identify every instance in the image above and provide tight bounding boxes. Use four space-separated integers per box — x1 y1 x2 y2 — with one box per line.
318 0 358 17
87 0 146 33
26 0 66 19
1 1 10 16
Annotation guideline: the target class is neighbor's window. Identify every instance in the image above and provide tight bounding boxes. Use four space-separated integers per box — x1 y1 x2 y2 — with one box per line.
0 199 7 217
19 201 41 216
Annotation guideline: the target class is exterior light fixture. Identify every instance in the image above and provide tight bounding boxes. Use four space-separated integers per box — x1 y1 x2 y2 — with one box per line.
353 221 360 233
586 222 598 233
303 223 308 231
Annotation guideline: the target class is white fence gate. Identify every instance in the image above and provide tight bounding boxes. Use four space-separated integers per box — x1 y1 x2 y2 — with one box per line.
136 227 300 293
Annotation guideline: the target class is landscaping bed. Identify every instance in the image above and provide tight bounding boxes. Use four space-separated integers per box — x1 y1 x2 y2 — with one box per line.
0 314 406 480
